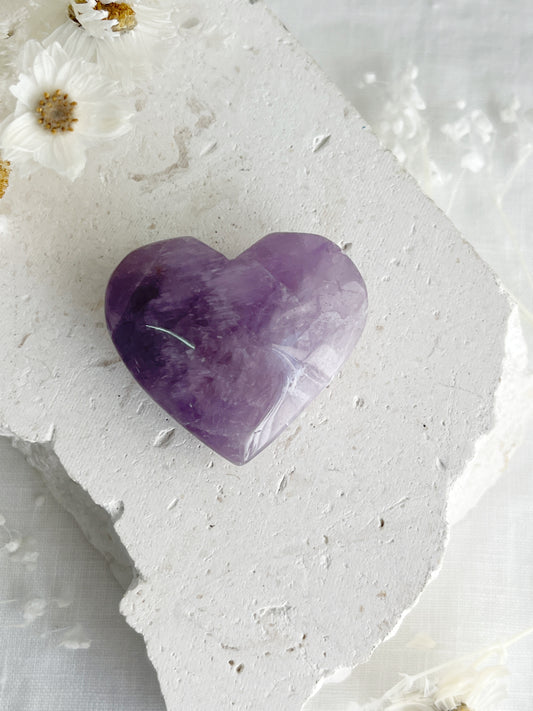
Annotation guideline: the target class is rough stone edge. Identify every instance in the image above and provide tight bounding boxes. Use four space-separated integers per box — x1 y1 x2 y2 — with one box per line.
447 303 533 525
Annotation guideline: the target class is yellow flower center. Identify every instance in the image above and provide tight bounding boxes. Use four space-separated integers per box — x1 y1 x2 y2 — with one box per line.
0 160 10 199
36 90 78 134
96 1 137 31
68 0 137 33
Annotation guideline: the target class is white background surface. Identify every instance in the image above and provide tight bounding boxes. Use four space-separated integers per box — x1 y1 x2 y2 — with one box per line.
1 1 532 709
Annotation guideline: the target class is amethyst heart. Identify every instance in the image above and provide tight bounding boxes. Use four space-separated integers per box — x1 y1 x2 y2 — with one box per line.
105 233 368 464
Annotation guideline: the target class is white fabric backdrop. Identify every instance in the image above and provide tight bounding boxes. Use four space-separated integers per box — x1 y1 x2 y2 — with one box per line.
1 1 532 709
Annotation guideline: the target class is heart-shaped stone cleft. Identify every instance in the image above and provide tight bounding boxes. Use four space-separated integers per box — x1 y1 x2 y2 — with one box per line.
105 233 368 464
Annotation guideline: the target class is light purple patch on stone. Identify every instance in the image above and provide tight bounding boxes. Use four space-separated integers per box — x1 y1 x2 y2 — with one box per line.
105 233 368 464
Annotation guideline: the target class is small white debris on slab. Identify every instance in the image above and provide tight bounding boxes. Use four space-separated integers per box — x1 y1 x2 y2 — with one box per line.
311 133 331 152
152 428 176 448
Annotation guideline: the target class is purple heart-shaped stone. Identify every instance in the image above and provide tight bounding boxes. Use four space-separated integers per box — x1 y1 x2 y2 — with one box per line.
105 233 367 464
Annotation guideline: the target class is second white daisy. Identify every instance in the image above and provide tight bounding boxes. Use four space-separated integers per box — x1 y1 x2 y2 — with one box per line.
0 40 133 180
37 0 177 91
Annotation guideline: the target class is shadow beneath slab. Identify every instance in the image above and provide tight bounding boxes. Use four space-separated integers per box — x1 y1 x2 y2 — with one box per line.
0 436 166 711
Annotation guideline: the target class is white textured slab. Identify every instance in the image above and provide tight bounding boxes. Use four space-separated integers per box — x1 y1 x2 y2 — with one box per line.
0 1 524 709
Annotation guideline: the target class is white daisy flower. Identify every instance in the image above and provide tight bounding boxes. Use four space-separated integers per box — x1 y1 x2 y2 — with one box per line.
30 0 177 91
348 628 533 711
0 41 133 180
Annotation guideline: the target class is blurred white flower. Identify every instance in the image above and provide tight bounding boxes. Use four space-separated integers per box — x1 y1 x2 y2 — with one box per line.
0 16 25 107
349 631 533 711
0 41 133 180
30 0 177 90
378 652 508 711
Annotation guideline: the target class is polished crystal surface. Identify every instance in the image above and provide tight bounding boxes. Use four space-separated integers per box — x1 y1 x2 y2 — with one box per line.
105 233 368 464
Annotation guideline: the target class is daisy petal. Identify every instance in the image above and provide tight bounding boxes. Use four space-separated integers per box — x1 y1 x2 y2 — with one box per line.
10 74 42 112
32 43 59 87
74 1 118 38
35 132 86 181
77 101 133 140
60 62 118 101
20 40 45 73
136 4 176 39
44 23 97 65
1 113 47 155
46 42 71 74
